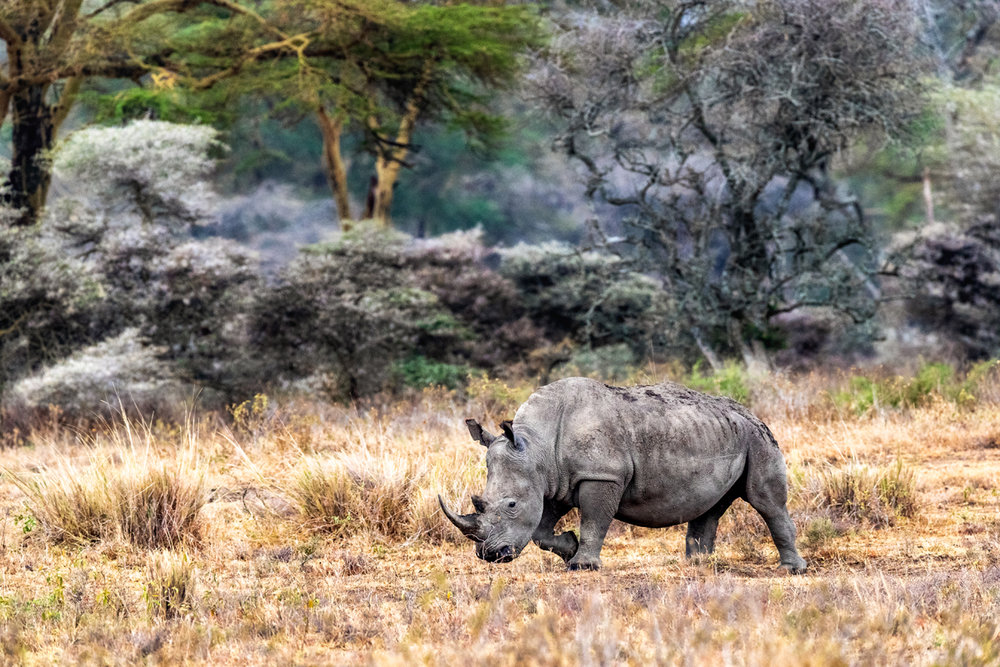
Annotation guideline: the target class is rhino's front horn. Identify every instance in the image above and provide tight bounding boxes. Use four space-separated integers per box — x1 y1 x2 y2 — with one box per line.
438 495 484 542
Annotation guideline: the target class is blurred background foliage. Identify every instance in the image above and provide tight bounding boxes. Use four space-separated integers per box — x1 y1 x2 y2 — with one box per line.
3 0 1000 416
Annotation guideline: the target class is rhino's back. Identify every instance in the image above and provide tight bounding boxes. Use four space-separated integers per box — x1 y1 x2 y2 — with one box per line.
516 377 762 449
515 378 770 523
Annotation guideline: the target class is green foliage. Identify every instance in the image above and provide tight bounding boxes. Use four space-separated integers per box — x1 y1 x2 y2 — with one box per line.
678 11 746 53
166 0 545 220
925 82 1000 225
800 517 842 550
964 360 1000 403
80 87 221 125
394 356 470 390
335 121 580 243
13 512 37 535
685 361 751 405
833 362 980 415
555 344 637 383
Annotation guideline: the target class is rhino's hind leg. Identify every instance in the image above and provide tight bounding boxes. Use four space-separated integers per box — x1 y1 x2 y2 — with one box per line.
745 452 808 574
685 491 737 557
532 502 578 563
567 480 622 571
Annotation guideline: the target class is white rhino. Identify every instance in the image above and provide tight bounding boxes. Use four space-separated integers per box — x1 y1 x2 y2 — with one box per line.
441 377 807 572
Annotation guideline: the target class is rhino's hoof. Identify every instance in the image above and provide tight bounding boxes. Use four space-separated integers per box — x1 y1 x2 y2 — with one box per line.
781 560 808 575
567 558 601 571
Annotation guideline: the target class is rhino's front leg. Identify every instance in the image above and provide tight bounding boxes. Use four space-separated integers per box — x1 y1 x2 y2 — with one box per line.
567 480 622 571
532 501 578 563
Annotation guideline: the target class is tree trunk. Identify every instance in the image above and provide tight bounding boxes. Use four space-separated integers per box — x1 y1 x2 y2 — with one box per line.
363 59 434 227
317 105 353 229
368 157 404 226
691 327 723 372
5 84 55 226
922 165 935 225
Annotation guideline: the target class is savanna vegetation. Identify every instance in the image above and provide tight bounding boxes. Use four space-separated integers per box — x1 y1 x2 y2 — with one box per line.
3 0 1000 664
2 366 1000 663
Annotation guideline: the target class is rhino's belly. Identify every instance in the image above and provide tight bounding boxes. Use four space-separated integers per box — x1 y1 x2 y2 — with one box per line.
613 451 746 527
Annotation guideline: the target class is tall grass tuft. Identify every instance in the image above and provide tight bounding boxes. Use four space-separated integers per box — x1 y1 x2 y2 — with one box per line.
144 551 196 619
293 457 358 536
116 466 205 548
809 460 918 528
292 452 426 540
4 414 206 548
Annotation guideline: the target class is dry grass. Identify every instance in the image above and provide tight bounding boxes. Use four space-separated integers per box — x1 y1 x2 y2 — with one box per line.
1 372 1000 664
807 460 918 528
3 416 205 548
145 550 197 619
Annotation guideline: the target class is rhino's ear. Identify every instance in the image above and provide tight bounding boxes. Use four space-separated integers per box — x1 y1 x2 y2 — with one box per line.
499 420 514 441
466 419 494 447
499 420 522 450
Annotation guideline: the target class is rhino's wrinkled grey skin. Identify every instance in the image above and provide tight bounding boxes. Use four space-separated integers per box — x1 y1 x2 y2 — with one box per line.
440 377 807 573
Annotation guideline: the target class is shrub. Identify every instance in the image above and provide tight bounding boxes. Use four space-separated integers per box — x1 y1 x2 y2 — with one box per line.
5 329 187 419
42 120 261 402
394 355 471 390
405 230 547 369
553 344 638 382
685 361 751 405
809 460 918 528
833 362 972 416
464 375 534 419
498 242 675 355
251 225 467 399
0 226 103 395
962 359 1000 404
901 221 1000 359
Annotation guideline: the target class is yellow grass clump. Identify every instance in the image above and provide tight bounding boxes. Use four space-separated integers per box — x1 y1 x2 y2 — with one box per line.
3 415 206 548
144 550 197 619
808 460 919 528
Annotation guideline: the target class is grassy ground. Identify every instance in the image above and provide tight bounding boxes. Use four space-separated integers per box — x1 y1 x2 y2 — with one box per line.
2 370 1000 665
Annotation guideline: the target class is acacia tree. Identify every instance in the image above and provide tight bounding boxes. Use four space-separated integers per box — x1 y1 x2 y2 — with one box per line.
6 1 541 229
0 0 273 226
532 0 926 364
193 1 543 226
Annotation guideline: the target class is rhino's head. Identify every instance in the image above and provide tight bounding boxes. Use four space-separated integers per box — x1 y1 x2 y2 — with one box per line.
439 418 544 563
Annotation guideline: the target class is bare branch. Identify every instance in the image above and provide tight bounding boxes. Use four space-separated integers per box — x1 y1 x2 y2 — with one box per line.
0 18 21 47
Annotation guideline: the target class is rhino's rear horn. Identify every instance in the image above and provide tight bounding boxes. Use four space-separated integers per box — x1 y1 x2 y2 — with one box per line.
439 495 484 541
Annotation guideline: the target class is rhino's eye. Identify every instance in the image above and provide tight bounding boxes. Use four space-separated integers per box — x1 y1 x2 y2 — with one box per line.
508 501 516 508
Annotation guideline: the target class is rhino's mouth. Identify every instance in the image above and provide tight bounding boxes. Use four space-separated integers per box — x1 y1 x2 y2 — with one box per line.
482 545 515 563
476 542 525 563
